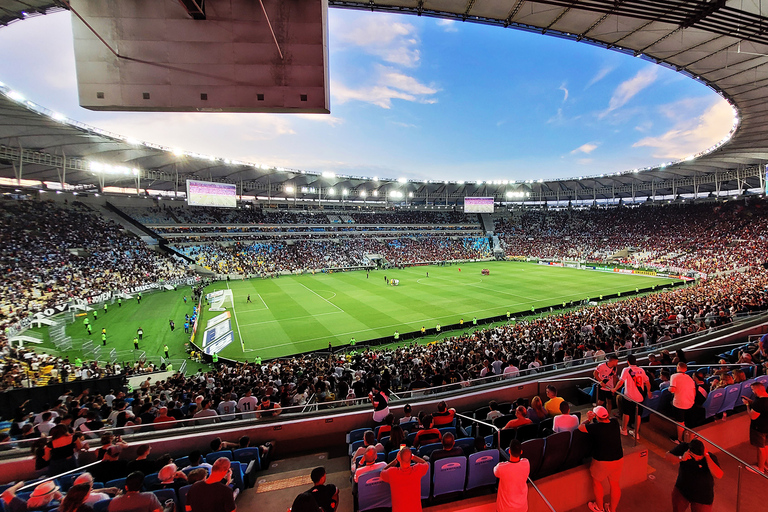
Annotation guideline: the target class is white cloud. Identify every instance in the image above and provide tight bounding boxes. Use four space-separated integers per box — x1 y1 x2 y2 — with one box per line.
599 66 659 118
577 158 594 165
333 15 421 67
571 143 598 154
586 66 613 89
436 19 459 33
632 99 734 158
331 65 438 109
559 83 569 103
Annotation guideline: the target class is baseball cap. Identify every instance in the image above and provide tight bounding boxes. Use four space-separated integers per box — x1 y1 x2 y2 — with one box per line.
30 480 60 498
593 405 609 419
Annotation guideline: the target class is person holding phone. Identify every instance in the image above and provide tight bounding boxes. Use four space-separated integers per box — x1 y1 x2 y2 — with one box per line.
743 380 768 473
670 439 723 512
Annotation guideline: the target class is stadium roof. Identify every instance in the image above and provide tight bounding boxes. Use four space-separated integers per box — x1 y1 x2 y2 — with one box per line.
0 0 767 203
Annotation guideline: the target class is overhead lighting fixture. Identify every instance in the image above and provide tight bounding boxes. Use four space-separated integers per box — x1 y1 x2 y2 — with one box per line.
342 188 348 195
322 171 335 178
285 185 294 193
172 148 184 156
360 190 367 197
51 112 67 122
397 177 407 184
372 190 378 197
7 90 25 102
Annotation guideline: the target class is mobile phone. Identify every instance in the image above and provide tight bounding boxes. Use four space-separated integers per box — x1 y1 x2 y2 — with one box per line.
400 444 406 449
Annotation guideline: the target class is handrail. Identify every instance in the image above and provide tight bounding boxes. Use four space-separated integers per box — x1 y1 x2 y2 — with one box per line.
527 476 558 512
455 412 501 453
589 377 768 481
17 460 101 491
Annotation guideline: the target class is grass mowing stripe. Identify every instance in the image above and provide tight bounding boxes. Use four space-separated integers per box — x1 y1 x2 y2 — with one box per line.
226 281 246 352
295 282 344 312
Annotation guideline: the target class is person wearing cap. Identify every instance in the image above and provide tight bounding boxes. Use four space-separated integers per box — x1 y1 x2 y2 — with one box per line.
152 463 188 494
184 457 236 512
108 471 164 512
593 354 619 416
307 466 338 512
73 472 119 505
1 480 62 512
579 405 624 512
256 395 281 418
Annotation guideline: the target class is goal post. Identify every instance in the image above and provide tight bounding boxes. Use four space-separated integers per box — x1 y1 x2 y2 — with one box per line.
208 290 234 312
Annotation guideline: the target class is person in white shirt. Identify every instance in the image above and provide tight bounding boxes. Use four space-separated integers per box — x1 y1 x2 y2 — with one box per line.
612 354 650 438
593 354 619 416
669 362 696 444
552 402 579 433
504 357 520 379
217 393 238 421
494 439 529 512
353 446 386 483
73 473 116 505
238 390 259 416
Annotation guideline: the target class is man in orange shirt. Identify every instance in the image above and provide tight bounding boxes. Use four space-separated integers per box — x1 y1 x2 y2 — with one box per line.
380 447 428 512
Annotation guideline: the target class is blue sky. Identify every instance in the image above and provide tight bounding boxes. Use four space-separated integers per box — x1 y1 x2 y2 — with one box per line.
0 9 734 182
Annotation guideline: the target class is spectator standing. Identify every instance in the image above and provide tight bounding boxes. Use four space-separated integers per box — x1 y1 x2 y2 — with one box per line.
370 386 389 423
671 439 723 512
380 447 429 512
613 354 650 438
669 363 696 444
308 467 338 512
579 406 624 512
594 354 619 416
184 458 236 512
743 381 768 473
494 439 530 512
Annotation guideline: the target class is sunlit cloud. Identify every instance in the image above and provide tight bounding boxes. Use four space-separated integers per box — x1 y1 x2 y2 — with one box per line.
599 66 659 119
559 83 569 103
571 143 598 154
331 65 438 109
333 15 421 67
436 19 459 33
632 99 734 158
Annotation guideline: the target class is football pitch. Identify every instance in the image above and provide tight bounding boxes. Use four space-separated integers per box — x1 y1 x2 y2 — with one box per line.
200 261 681 360
29 261 681 363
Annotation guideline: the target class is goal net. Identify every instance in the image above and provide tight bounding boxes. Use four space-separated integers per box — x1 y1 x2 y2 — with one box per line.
207 290 234 312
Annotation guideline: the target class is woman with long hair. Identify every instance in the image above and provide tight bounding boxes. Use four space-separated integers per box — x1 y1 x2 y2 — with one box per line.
58 483 94 512
527 396 548 423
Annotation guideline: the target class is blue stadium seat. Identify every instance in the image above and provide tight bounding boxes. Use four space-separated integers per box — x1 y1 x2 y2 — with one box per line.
421 463 431 501
643 391 662 417
483 434 496 449
466 450 499 491
387 447 416 463
379 436 390 447
418 443 443 459
59 472 84 491
230 460 245 491
153 489 177 507
454 437 476 456
406 432 418 446
206 450 233 465
739 379 756 402
562 429 592 470
106 478 126 491
516 423 539 442
346 428 368 445
438 427 456 438
357 470 391 512
143 472 161 490
538 432 571 478
717 384 742 415
400 421 419 433
93 500 111 512
174 456 190 469
233 447 261 469
521 439 545 480
349 440 365 457
181 465 211 476
703 388 726 419
432 456 467 499
178 484 193 510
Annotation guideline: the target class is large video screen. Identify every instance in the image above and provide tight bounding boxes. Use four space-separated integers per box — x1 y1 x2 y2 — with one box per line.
186 180 237 208
464 197 495 213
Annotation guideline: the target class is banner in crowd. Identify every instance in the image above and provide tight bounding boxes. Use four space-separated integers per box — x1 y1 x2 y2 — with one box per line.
6 276 200 337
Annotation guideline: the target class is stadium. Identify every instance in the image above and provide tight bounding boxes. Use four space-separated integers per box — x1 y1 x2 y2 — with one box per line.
0 2 768 512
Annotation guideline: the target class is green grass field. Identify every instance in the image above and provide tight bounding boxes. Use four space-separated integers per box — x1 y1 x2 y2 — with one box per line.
200 261 680 360
29 261 680 363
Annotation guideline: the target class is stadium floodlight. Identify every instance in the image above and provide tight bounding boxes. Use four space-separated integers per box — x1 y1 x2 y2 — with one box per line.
328 188 335 195
372 190 378 197
125 138 141 146
51 112 67 122
285 185 294 193
360 190 367 197
172 148 184 156
408 192 414 197
397 177 407 184
342 188 348 195
322 171 335 178
457 181 464 185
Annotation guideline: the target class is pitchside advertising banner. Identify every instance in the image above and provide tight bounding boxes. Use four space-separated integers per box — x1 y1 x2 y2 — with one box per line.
206 311 231 330
202 320 232 348
203 332 235 355
5 277 200 337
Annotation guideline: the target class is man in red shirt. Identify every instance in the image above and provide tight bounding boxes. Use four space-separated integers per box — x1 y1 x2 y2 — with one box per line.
432 401 456 427
153 407 176 430
380 447 428 512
